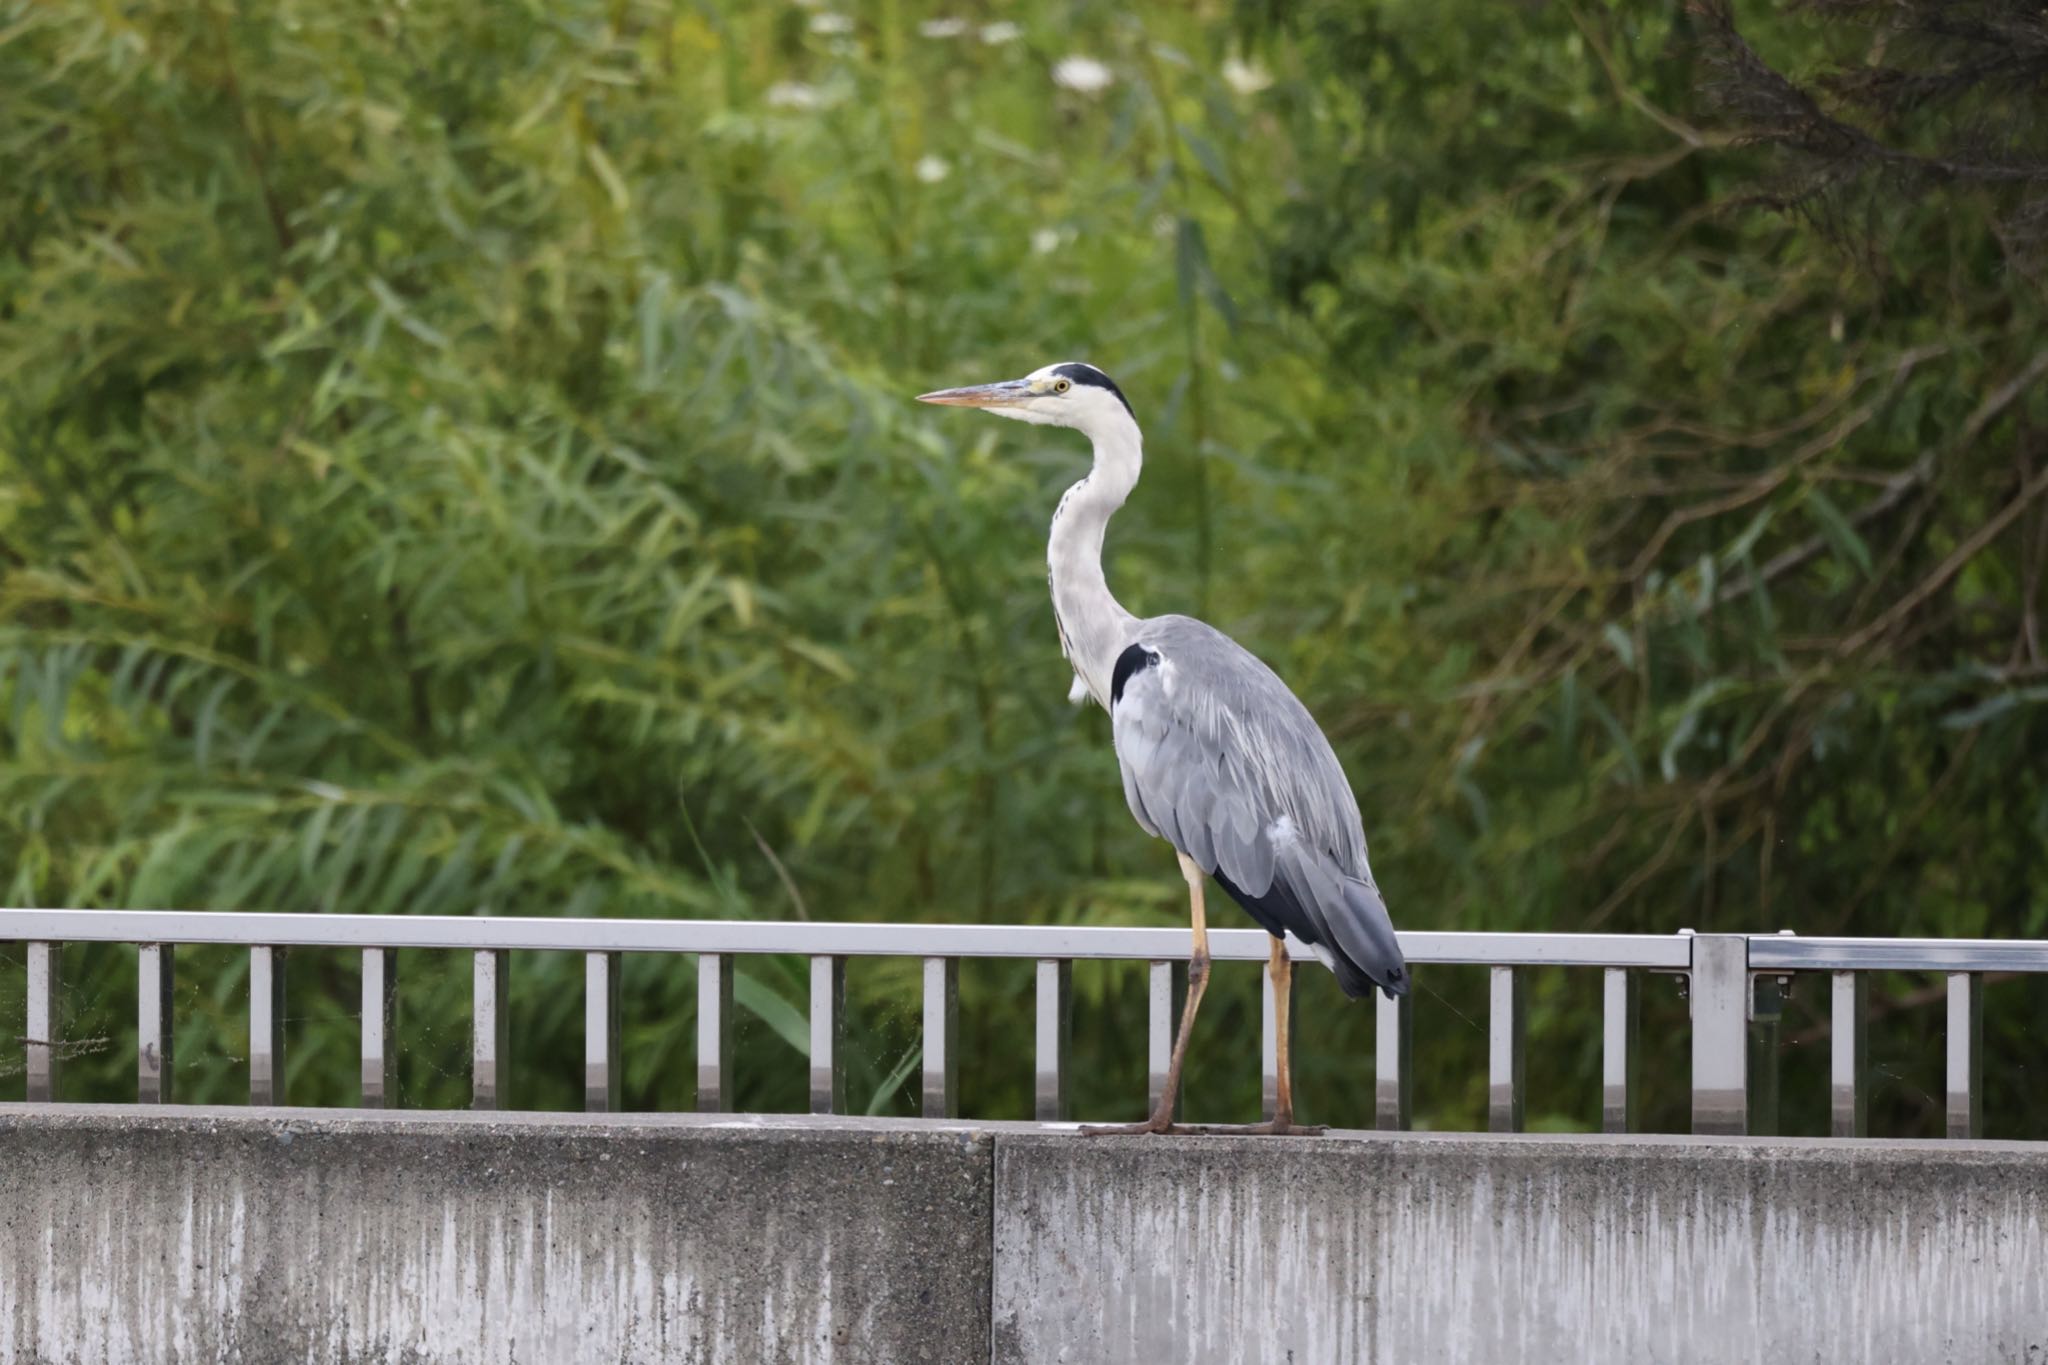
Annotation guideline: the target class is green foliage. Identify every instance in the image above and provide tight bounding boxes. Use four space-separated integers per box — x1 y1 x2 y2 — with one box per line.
1236 0 2048 1131
2 0 2043 1134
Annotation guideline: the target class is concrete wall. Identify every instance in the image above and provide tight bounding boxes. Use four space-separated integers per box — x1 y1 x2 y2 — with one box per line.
0 1109 992 1365
4 1108 2046 1365
992 1130 2048 1365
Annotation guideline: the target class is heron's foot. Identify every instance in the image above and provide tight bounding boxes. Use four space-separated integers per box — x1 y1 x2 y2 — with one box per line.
1171 1119 1327 1137
1079 1115 1178 1137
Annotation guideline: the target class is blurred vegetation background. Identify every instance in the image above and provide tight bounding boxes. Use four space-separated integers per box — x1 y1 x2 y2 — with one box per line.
2 0 2044 1135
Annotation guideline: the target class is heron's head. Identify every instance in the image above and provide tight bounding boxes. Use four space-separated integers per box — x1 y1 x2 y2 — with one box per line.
916 361 1135 436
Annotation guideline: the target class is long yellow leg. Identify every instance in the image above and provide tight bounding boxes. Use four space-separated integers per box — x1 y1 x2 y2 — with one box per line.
1154 852 1212 1121
1268 935 1296 1131
1083 851 1210 1135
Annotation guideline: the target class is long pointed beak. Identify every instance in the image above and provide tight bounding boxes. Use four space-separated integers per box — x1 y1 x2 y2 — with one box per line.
915 379 1032 408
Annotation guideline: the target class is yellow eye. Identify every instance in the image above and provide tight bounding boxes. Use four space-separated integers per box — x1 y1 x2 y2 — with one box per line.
1053 378 1072 394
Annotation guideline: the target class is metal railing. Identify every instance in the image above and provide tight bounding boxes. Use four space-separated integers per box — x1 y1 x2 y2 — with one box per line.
4 909 2043 1137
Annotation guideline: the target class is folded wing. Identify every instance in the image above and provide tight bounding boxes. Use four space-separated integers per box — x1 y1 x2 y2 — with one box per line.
1109 615 1407 999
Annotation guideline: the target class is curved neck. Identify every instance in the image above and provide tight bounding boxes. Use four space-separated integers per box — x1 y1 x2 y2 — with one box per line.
1048 410 1142 707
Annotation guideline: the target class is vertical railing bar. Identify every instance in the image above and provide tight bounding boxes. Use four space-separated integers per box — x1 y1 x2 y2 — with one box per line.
1261 962 1281 1122
137 943 174 1104
472 949 510 1110
1744 930 1796 1138
1488 965 1526 1132
1035 958 1072 1122
696 953 735 1113
361 947 399 1108
1375 986 1412 1131
1830 970 1868 1138
1146 960 1185 1121
921 956 959 1119
1601 967 1637 1134
1689 935 1749 1135
1747 973 1784 1138
585 951 622 1113
809 955 845 1115
249 945 287 1106
1946 971 1983 1139
26 941 60 1103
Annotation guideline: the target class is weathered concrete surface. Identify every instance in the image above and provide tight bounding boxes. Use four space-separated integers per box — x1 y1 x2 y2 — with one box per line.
6 1110 2047 1365
0 1107 992 1365
992 1129 2048 1365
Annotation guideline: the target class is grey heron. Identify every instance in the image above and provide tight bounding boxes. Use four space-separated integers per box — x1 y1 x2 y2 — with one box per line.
918 361 1408 1134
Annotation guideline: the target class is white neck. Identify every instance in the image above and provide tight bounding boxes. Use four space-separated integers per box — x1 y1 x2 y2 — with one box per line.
1048 409 1142 707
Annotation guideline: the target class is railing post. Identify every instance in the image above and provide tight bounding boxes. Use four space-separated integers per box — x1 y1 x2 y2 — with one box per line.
1146 960 1186 1121
1375 986 1412 1131
1488 966 1526 1132
1035 959 1071 1121
1261 959 1287 1122
809 955 845 1115
1946 972 1983 1139
696 953 734 1112
138 943 174 1104
1831 970 1868 1137
584 951 622 1112
1748 971 1785 1137
249 946 287 1106
26 941 60 1103
472 949 510 1110
1689 934 1748 1135
921 957 959 1119
1601 968 1638 1133
360 948 399 1107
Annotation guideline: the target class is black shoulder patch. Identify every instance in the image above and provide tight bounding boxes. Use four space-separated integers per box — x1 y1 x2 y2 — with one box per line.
1052 362 1136 419
1111 643 1160 706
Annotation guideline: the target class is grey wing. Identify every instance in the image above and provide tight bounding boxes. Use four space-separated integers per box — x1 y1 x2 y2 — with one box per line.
1112 616 1366 874
1110 615 1407 998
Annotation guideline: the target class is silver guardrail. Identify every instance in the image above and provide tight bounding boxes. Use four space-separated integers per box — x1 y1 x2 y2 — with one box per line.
2 910 2040 1136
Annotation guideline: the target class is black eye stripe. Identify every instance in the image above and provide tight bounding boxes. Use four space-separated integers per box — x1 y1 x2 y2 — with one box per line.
1049 362 1135 418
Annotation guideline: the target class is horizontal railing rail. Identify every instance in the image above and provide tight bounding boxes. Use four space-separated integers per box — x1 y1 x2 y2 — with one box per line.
3 909 2041 1139
1745 935 2048 973
0 909 1691 965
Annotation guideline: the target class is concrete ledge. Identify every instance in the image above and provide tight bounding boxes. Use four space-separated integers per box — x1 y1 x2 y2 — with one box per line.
0 1107 993 1365
994 1129 2048 1365
4 1109 2045 1364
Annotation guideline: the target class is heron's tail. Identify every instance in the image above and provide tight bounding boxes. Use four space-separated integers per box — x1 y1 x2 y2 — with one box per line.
1261 841 1408 1001
1212 843 1409 1001
1327 876 1408 1000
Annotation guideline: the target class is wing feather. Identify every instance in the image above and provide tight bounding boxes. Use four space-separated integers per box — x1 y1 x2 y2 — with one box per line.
1109 615 1407 997
1111 616 1368 884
